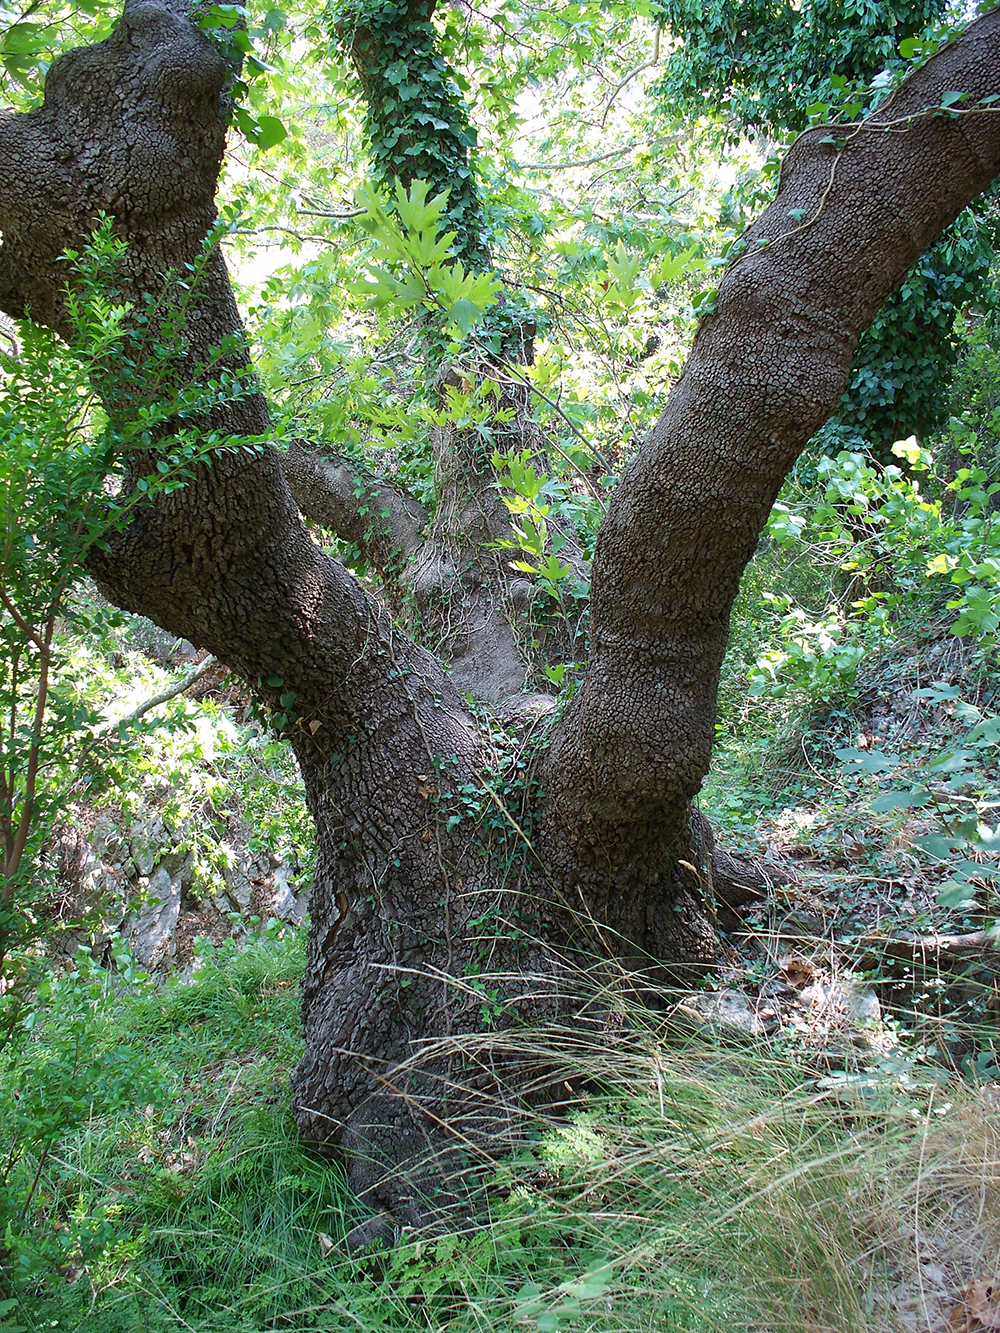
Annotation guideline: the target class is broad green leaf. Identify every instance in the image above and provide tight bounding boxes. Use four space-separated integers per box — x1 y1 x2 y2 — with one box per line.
253 114 288 151
835 747 899 773
913 833 962 859
445 296 481 334
870 789 930 811
937 880 978 910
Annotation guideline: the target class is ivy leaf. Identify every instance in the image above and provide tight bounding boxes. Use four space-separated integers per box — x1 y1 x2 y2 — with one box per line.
233 106 286 151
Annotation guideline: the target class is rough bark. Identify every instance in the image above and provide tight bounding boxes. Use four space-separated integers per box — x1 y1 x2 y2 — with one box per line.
3 0 1000 1221
282 430 537 702
0 0 582 1218
282 439 429 574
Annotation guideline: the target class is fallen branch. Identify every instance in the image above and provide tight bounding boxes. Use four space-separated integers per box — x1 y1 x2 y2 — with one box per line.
866 931 999 960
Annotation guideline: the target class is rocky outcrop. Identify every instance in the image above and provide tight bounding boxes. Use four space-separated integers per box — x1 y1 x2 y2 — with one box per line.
45 792 308 971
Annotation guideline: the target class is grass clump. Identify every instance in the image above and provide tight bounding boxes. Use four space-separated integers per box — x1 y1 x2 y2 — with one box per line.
3 932 999 1332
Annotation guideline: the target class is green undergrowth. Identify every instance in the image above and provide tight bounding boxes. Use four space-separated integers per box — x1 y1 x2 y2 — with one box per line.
706 615 1000 940
704 395 1000 947
3 929 999 1332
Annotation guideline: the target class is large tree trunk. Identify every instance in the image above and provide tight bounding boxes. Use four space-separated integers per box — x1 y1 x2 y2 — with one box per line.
2 0 1000 1218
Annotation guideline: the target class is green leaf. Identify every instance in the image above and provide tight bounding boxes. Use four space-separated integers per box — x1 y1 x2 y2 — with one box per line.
445 296 481 334
937 880 978 910
835 746 898 773
393 179 448 234
870 789 930 811
969 716 1000 747
971 823 1000 850
233 107 287 151
2 22 44 55
926 749 973 774
198 4 245 30
913 833 962 859
253 115 288 151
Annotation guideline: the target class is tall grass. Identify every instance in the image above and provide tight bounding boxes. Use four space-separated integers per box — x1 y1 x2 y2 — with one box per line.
3 930 998 1332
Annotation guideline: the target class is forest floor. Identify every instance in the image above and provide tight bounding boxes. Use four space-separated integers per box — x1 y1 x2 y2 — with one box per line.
3 622 1000 1333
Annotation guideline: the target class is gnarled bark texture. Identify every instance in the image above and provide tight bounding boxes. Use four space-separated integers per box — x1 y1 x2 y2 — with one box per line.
2 0 1000 1219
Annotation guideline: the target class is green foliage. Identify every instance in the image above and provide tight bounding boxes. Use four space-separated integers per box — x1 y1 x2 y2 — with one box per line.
742 435 1000 714
492 450 592 610
943 311 1000 483
105 653 314 889
0 221 265 984
0 943 162 1246
0 3 117 104
2 926 320 1330
748 594 867 701
8 928 997 1331
351 179 502 340
837 684 1000 918
651 0 948 137
651 0 996 460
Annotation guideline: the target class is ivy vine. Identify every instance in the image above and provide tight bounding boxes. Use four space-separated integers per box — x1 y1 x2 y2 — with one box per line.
333 0 490 272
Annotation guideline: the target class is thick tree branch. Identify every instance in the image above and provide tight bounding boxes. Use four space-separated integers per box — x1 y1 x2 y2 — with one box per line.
282 440 428 570
543 13 1000 873
0 4 551 1206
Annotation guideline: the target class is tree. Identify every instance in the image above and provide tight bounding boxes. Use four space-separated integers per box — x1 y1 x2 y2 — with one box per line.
654 0 1000 459
2 0 1000 1221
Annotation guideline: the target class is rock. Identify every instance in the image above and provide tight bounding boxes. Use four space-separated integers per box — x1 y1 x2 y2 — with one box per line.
47 785 308 973
271 864 306 924
799 977 881 1025
128 810 170 876
676 975 893 1065
90 813 123 861
790 976 896 1064
212 890 236 918
676 989 772 1037
128 858 183 967
221 859 254 911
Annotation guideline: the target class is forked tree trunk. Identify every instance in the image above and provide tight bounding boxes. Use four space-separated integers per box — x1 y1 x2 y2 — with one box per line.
2 0 1000 1219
